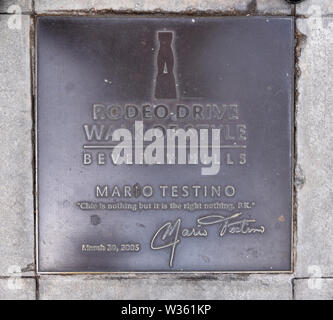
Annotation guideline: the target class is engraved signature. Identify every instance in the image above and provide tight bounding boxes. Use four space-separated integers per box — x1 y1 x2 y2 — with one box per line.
150 212 265 268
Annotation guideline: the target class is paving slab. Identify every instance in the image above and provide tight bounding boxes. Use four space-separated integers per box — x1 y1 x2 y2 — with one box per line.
0 278 35 300
295 17 333 277
294 279 333 300
297 0 333 16
39 274 293 300
256 0 292 14
0 1 32 14
0 15 34 276
34 0 292 14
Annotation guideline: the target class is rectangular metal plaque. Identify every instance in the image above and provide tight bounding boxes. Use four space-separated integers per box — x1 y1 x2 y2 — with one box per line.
37 16 294 272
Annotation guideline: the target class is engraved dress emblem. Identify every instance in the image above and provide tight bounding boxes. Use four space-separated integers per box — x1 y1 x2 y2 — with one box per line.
154 31 177 99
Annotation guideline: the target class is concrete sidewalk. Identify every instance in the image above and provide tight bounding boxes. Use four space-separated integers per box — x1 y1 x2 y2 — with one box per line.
0 0 332 300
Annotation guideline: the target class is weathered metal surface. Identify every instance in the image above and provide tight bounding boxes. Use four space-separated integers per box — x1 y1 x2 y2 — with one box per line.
37 16 294 272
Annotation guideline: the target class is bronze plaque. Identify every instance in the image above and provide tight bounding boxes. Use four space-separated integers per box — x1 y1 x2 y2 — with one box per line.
37 16 294 272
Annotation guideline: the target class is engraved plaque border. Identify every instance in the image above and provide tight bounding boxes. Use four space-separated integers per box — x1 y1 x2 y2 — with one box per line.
35 15 295 274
